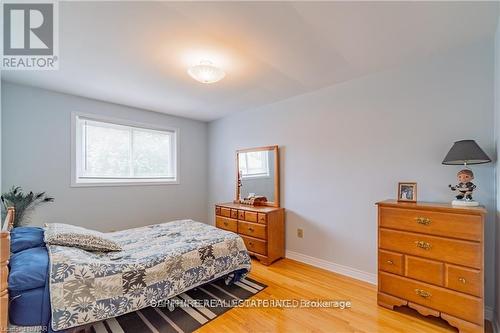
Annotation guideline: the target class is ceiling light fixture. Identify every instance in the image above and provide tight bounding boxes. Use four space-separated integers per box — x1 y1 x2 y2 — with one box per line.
187 60 226 84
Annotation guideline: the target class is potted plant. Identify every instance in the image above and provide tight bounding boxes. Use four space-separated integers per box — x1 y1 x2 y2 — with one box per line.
1 186 54 228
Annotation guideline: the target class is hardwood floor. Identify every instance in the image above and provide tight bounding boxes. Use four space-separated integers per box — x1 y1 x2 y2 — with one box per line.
198 259 491 333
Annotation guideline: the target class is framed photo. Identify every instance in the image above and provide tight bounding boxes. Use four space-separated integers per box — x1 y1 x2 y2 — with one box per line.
398 182 417 202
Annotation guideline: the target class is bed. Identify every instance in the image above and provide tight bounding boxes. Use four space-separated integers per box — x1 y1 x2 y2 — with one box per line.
0 210 252 332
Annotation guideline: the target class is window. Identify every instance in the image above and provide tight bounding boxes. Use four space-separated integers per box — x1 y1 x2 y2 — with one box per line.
238 151 269 178
72 114 178 186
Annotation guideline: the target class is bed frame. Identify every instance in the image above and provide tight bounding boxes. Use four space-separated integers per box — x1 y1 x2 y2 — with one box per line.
1 207 16 333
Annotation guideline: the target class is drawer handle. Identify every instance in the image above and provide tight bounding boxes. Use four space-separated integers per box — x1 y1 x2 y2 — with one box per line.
458 277 467 284
248 227 254 232
223 222 228 226
415 240 432 250
386 260 394 265
415 217 431 225
415 289 431 298
248 242 253 246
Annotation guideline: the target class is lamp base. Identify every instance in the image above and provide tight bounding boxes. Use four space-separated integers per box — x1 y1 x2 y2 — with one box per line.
451 199 479 207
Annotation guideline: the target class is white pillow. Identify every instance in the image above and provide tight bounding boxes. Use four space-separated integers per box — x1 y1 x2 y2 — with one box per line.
44 223 122 252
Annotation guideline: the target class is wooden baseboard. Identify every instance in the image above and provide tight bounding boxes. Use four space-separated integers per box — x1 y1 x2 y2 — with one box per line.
285 250 377 284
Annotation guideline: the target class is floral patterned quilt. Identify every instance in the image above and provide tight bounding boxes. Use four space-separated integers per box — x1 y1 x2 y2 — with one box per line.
47 220 252 331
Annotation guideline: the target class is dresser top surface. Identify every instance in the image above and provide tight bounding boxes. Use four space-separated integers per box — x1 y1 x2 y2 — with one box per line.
377 199 486 215
216 202 283 213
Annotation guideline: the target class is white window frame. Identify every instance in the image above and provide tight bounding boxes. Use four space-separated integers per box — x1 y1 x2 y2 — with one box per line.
71 112 180 187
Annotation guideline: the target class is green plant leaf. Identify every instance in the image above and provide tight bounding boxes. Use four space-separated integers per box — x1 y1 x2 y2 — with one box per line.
1 186 55 227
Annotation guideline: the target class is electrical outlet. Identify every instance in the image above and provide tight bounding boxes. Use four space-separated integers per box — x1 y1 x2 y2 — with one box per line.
297 228 303 238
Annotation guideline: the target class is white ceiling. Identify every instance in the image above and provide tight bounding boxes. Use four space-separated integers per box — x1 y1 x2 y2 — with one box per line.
2 1 498 121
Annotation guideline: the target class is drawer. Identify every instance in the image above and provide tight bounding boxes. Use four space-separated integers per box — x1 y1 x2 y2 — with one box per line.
241 235 267 255
379 272 482 325
215 206 221 215
445 264 481 297
220 207 231 218
257 213 267 224
230 209 238 219
238 221 267 240
379 207 481 241
379 228 481 269
244 211 258 223
238 210 245 220
215 216 237 233
378 250 403 275
405 255 443 286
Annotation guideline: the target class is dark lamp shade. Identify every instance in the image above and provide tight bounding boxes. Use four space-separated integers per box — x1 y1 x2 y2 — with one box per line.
442 140 491 165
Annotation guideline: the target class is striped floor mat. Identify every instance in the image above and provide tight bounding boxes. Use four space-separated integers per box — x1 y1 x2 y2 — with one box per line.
74 277 267 333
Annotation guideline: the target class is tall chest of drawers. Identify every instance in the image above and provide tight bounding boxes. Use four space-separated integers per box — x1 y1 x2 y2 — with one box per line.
377 200 485 333
215 203 285 265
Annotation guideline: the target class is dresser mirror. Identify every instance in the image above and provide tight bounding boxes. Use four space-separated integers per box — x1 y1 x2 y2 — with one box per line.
236 145 279 207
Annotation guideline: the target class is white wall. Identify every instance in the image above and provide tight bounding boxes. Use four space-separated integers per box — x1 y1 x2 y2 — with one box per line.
208 40 496 308
1 82 208 231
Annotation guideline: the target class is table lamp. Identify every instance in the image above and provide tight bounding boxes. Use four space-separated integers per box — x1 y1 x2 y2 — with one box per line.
442 140 491 206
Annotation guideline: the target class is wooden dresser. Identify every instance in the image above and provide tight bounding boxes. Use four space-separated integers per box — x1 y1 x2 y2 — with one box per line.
215 202 285 265
377 200 485 333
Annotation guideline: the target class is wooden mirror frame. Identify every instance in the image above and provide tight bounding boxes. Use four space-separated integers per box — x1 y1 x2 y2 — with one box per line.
235 145 280 208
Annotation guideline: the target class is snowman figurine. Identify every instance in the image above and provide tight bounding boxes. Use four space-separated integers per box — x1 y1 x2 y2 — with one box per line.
448 169 478 206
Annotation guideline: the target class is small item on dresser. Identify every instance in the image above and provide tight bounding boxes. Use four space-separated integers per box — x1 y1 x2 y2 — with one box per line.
241 195 268 206
397 182 417 203
442 139 491 207
448 169 477 205
237 171 243 201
